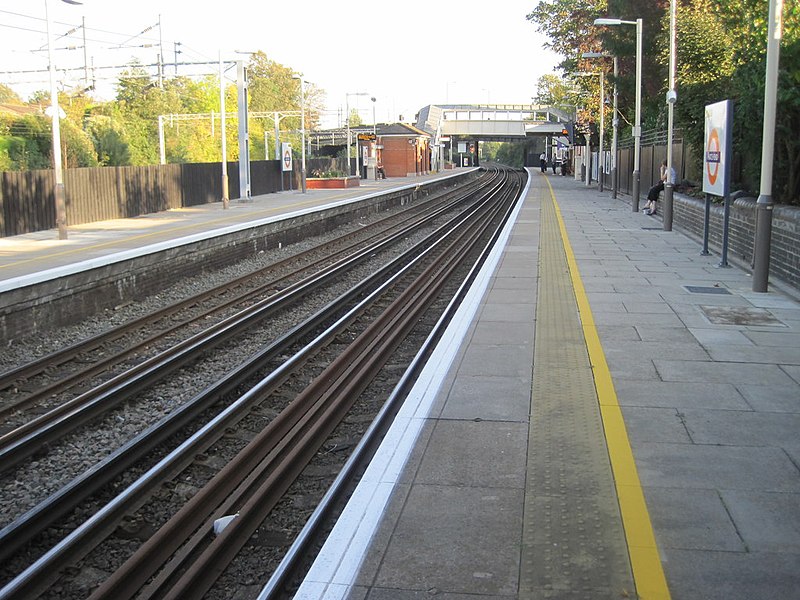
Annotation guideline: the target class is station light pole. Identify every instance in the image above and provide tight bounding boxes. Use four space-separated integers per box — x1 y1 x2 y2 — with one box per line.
575 70 605 190
219 51 229 208
594 17 643 211
293 74 307 193
753 0 783 292
345 92 370 178
664 0 678 231
582 52 616 195
46 0 83 240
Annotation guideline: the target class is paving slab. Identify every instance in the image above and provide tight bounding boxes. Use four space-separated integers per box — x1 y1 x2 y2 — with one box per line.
722 490 800 553
372 484 523 596
633 443 800 491
440 375 531 422
662 549 800 600
645 487 745 552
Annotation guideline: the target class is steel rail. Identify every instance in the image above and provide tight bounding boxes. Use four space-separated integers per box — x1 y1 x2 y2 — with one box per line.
0 178 482 418
260 168 526 599
277 170 522 595
0 178 491 472
0 171 508 599
91 169 520 600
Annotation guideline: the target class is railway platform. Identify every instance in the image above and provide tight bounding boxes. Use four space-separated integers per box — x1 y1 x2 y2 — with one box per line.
292 169 800 600
1 166 798 599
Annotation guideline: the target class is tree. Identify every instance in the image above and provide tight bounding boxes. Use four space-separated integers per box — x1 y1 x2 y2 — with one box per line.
60 118 98 167
527 0 606 70
0 84 22 104
534 74 575 107
530 0 800 203
347 108 363 127
495 142 526 168
657 0 800 200
86 115 131 166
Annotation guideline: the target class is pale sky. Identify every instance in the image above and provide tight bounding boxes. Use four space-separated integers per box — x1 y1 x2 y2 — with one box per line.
1 0 562 127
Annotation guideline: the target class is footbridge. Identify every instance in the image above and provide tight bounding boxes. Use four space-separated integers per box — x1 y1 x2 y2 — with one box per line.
415 104 573 167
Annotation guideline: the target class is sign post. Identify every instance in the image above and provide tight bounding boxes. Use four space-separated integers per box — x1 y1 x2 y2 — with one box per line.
702 100 734 266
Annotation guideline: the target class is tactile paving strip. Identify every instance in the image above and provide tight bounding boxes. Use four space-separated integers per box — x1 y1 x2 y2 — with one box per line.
519 183 635 599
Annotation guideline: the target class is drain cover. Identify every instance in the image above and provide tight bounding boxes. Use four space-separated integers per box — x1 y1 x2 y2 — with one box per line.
699 305 784 326
685 285 732 295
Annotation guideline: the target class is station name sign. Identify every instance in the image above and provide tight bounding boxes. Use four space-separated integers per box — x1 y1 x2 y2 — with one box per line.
357 133 377 141
703 100 732 196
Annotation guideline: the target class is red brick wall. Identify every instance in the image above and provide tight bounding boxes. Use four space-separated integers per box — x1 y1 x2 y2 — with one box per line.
380 137 431 178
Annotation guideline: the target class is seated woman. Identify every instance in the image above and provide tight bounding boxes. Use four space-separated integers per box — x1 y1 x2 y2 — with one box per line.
643 160 676 215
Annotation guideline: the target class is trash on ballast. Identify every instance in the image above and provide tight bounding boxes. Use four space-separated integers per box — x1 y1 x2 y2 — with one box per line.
213 513 239 536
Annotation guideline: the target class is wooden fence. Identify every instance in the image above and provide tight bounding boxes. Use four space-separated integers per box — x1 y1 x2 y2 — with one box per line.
0 157 345 238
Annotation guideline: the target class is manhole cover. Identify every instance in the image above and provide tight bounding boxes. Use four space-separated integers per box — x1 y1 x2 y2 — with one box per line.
685 285 732 295
699 305 784 326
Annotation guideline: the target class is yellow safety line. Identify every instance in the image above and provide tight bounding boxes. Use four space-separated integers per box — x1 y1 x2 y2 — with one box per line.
544 175 672 600
0 196 332 271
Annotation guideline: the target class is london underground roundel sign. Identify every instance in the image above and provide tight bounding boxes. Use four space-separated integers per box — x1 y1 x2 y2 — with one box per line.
703 100 732 196
281 142 293 172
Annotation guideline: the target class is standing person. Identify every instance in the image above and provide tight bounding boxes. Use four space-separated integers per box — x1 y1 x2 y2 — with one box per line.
643 160 676 215
539 152 547 173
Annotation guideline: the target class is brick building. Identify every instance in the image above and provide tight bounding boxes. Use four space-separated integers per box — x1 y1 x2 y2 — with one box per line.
372 123 432 178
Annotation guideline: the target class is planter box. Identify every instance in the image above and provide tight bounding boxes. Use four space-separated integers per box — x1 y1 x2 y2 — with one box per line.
306 176 360 189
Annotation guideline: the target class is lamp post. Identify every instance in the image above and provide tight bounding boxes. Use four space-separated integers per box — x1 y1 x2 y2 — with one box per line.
753 0 783 292
574 71 604 188
218 51 229 209
582 52 615 194
46 0 82 240
664 0 677 231
371 96 377 180
345 92 370 178
293 75 307 193
594 17 643 211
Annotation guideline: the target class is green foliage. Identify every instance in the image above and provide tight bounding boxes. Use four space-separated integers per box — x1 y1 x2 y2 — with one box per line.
310 169 347 178
1 115 51 170
86 115 131 166
60 119 98 167
527 0 606 67
528 0 800 204
1 50 319 174
534 74 576 107
495 142 526 168
347 109 363 127
0 134 48 171
0 84 21 104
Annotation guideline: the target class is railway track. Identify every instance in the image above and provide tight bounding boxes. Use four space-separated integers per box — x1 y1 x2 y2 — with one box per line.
0 166 526 600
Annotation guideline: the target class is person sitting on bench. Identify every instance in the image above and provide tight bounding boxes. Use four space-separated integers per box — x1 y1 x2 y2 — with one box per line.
643 160 676 215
